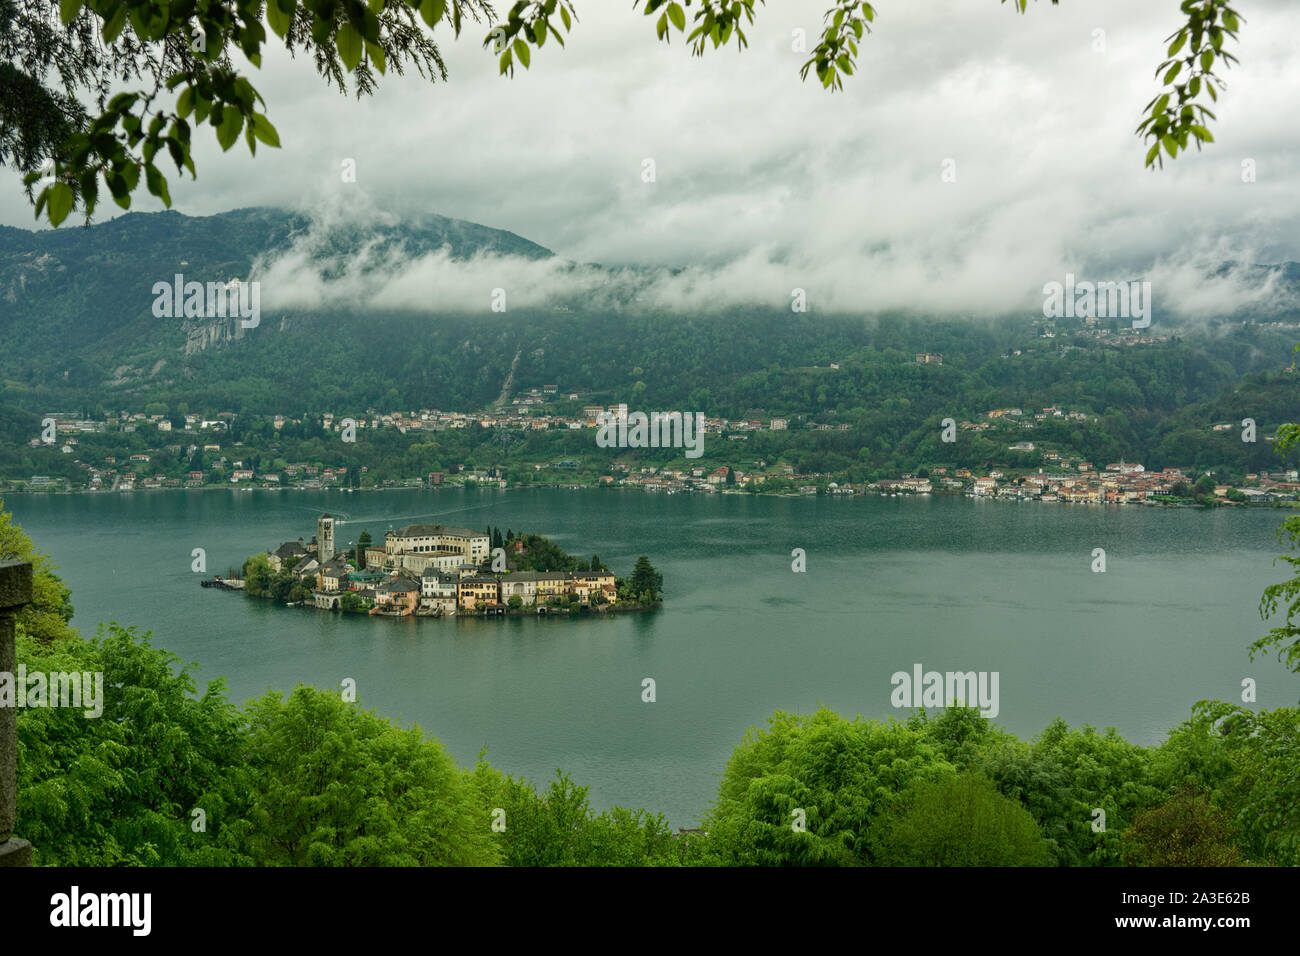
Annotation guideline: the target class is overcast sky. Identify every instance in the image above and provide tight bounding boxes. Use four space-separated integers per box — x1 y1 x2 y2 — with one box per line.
5 0 1299 315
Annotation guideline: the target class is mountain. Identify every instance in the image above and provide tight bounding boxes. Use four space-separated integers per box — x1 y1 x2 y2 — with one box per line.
0 207 1296 440
0 207 557 411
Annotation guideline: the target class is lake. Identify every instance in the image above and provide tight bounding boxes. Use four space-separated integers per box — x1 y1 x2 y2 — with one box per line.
5 487 1294 827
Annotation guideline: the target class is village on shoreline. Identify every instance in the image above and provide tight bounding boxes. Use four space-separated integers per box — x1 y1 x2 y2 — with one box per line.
210 515 664 619
10 398 1299 508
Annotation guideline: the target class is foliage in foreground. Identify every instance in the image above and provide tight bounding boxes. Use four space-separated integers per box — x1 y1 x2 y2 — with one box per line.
15 625 1299 866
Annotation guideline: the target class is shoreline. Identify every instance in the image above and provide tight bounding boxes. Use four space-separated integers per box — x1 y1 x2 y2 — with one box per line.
214 582 662 620
7 482 1297 509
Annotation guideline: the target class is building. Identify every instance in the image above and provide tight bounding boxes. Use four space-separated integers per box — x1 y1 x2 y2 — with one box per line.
290 555 320 578
385 523 490 565
317 514 336 562
268 540 307 572
458 575 501 610
375 577 420 613
313 591 341 611
499 572 540 606
420 573 458 612
318 557 353 593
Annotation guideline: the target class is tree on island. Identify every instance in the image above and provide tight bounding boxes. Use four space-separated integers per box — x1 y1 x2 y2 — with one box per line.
339 591 369 613
6 0 1243 226
357 529 372 568
242 553 271 595
628 556 663 604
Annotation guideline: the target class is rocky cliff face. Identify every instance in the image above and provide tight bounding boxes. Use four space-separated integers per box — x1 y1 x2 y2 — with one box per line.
181 315 249 356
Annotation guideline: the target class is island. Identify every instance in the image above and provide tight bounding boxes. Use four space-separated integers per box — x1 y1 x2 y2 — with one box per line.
212 514 663 617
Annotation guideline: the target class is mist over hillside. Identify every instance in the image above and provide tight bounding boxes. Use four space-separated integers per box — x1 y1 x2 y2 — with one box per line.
0 207 1297 424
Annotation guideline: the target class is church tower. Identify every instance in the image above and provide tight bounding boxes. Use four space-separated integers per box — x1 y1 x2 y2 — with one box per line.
318 514 335 562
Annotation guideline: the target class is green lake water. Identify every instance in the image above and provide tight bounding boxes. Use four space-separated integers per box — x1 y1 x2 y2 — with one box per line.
6 487 1294 827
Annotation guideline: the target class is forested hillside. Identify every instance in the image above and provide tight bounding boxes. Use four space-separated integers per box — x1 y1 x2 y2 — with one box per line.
1 208 1297 482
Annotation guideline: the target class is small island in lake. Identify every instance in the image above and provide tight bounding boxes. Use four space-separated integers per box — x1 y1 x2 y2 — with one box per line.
212 514 663 617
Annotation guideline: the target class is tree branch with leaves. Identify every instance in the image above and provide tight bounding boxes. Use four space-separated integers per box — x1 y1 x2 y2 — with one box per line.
2 0 1246 228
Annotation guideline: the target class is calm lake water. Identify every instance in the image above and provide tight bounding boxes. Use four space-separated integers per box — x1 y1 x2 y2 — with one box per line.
6 487 1295 827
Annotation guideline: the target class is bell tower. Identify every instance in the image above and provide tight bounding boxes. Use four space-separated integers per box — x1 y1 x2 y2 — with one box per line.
318 514 335 562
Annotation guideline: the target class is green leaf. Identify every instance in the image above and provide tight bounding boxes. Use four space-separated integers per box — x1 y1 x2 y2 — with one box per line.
656 11 668 40
337 23 363 71
366 39 386 73
101 5 127 41
1200 49 1214 72
267 0 294 38
216 108 244 151
47 183 74 226
145 164 172 206
177 87 196 119
560 5 571 30
513 37 529 68
59 0 82 25
1167 32 1186 57
420 0 446 28
1161 134 1178 158
667 2 685 31
251 113 281 147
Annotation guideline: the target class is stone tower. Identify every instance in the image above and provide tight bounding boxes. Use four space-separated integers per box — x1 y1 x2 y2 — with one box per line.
318 514 335 562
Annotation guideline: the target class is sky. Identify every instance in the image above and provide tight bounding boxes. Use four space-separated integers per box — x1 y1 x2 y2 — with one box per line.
4 0 1299 316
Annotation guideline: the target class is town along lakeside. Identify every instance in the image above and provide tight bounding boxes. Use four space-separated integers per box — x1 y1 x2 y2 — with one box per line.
204 514 665 619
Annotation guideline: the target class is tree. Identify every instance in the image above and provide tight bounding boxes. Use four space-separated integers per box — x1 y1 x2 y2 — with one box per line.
268 569 295 601
242 552 271 595
471 764 679 867
339 590 368 613
17 623 245 865
629 555 662 602
703 707 952 866
871 771 1052 866
356 529 372 568
507 594 522 609
229 685 499 865
1120 785 1241 866
6 0 1243 226
1256 423 1300 671
0 498 76 642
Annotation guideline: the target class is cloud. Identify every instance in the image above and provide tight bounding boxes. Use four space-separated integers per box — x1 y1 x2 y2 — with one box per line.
4 0 1299 320
252 190 1300 319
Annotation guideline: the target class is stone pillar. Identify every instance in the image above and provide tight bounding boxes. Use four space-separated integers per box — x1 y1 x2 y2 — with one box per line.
0 560 33 866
